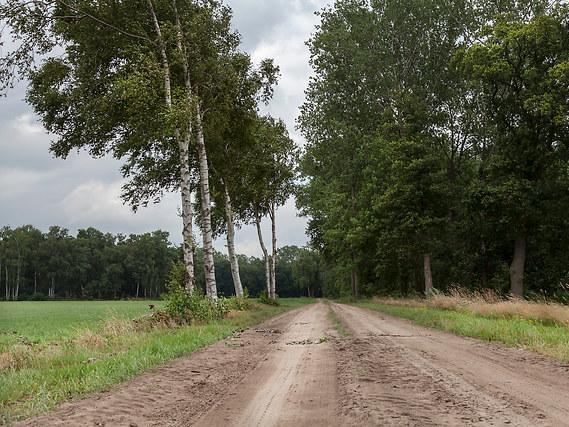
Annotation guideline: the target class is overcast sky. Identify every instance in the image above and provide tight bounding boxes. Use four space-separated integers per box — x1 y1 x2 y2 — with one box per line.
0 0 331 256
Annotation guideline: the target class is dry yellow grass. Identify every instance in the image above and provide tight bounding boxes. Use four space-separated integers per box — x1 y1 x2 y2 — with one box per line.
0 345 36 371
74 329 107 349
376 288 569 327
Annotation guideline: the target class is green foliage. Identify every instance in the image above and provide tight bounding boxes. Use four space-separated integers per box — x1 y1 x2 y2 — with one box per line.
298 0 569 299
227 292 252 311
163 262 229 322
0 225 321 302
259 290 280 306
0 226 176 301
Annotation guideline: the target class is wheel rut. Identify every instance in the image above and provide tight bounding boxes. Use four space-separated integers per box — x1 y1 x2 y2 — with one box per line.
15 301 569 426
331 303 569 426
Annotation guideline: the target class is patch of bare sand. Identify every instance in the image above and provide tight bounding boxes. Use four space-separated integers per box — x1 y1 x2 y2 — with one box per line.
193 301 338 427
16 308 302 427
332 303 569 426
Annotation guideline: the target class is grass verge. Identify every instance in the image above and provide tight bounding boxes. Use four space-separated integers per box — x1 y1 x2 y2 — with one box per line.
0 298 312 424
356 299 569 363
326 303 351 336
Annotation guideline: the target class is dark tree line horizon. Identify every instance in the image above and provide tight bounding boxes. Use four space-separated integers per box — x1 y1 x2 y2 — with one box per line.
0 225 323 301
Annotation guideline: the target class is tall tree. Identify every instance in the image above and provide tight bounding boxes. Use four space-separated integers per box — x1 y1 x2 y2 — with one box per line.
237 116 297 299
2 0 251 298
459 8 569 296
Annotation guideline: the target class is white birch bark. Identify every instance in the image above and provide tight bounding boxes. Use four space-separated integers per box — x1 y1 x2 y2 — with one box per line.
255 211 271 295
148 0 195 291
170 0 217 298
195 105 217 298
269 201 277 299
223 180 244 297
179 143 195 292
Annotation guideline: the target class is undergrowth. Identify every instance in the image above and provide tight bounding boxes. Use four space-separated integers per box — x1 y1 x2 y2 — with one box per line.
376 287 569 327
259 290 280 306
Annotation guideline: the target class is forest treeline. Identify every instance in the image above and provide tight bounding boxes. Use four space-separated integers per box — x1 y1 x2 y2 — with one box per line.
298 0 569 299
0 225 323 301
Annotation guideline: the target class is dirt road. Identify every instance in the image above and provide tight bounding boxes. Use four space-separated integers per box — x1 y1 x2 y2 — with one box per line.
194 301 337 427
18 301 569 426
331 303 569 426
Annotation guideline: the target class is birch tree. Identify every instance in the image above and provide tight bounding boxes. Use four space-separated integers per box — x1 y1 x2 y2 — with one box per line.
236 116 297 299
194 52 279 297
2 0 245 297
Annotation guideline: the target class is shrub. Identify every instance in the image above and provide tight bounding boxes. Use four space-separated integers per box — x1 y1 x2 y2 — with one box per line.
162 262 230 322
228 296 252 311
29 292 47 301
259 290 279 306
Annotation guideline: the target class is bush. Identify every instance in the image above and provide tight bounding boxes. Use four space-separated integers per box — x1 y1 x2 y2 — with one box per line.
29 292 47 301
163 262 229 323
259 290 279 306
228 296 252 311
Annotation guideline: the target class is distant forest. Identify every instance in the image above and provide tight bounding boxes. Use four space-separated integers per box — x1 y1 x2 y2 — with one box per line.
0 226 322 301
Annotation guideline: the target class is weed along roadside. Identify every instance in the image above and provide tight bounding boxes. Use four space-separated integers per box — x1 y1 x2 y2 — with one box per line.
0 298 314 424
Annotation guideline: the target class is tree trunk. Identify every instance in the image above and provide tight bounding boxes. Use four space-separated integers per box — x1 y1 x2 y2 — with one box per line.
269 201 277 299
509 237 526 298
5 265 8 301
179 137 195 293
351 269 359 300
255 212 271 295
195 105 217 299
171 0 196 292
223 181 243 297
136 280 140 299
15 256 20 301
34 270 37 294
148 0 195 292
423 253 433 296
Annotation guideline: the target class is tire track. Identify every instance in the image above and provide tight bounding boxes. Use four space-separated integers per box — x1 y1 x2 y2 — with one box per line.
332 303 569 426
193 301 338 427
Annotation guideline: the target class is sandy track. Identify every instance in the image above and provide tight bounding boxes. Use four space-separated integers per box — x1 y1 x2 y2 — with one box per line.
194 301 338 427
16 301 569 426
331 303 569 426
16 307 306 427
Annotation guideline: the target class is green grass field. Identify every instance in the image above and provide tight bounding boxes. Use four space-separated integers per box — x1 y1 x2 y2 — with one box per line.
356 300 569 363
0 300 163 351
0 298 312 424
